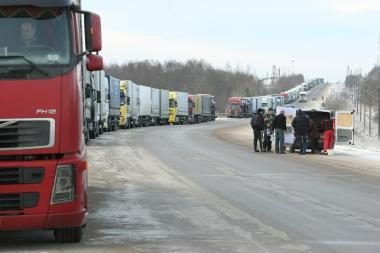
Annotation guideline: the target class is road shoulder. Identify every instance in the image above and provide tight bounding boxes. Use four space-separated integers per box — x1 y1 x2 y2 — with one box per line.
214 121 380 178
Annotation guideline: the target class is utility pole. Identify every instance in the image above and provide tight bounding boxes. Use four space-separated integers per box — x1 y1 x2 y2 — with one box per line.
369 103 372 136
291 60 294 75
272 65 276 86
364 86 367 131
356 75 359 113
377 32 380 66
360 85 363 122
378 87 380 139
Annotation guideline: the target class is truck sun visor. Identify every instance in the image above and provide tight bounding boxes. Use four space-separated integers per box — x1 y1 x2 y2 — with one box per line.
0 7 64 19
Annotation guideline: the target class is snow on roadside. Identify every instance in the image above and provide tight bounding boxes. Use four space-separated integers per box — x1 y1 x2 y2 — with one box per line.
333 145 380 161
327 84 380 152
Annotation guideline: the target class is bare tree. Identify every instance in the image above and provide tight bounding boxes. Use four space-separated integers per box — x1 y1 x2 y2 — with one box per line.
106 59 268 112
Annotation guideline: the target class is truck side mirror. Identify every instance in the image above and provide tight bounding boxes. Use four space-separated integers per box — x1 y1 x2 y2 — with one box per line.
127 97 131 105
84 13 102 52
87 54 103 71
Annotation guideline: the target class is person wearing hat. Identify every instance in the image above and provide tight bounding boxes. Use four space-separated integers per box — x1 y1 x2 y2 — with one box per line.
250 108 265 152
272 109 287 154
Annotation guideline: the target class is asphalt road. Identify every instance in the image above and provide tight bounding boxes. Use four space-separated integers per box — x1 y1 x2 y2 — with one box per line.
2 83 379 253
2 118 380 253
290 83 334 109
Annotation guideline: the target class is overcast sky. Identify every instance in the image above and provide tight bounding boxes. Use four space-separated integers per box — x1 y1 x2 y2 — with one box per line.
83 0 380 82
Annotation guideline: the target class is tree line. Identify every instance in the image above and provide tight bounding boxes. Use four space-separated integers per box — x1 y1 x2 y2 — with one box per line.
344 66 380 137
105 59 304 112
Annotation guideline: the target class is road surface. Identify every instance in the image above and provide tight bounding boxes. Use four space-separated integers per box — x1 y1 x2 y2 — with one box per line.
290 83 333 109
2 83 380 253
2 118 380 253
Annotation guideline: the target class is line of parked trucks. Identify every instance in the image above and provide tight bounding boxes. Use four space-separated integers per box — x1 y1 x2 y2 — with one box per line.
226 78 325 118
83 71 217 142
0 0 217 243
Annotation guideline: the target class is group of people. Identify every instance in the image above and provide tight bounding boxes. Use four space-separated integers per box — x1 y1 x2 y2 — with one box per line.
251 108 287 154
250 108 335 155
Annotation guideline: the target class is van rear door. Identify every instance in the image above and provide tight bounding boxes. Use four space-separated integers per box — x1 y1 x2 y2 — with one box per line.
335 111 354 145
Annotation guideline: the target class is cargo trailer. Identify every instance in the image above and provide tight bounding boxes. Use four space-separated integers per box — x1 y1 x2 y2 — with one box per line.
159 89 170 124
139 85 152 127
151 88 160 125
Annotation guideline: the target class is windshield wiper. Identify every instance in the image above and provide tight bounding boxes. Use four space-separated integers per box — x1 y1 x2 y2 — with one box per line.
0 55 48 76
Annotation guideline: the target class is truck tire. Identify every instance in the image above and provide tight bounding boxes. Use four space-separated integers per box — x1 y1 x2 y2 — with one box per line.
290 145 296 153
54 227 83 243
89 130 95 139
95 125 99 137
106 119 110 132
83 128 89 145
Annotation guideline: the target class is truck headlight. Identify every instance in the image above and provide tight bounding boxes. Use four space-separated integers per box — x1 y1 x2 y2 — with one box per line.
52 165 74 204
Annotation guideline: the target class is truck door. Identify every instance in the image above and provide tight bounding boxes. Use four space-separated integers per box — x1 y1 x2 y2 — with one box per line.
335 111 354 145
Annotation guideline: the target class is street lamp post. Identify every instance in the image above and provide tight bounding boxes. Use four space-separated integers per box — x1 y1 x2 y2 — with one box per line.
378 87 380 139
291 60 294 76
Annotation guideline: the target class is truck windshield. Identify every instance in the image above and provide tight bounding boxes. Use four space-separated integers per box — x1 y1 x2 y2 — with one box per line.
229 104 240 110
120 91 126 105
169 98 176 108
0 7 70 67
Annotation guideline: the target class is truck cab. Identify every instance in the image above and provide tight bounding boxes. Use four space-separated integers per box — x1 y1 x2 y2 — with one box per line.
299 91 308 103
226 97 242 118
119 81 129 129
169 91 188 124
0 0 103 242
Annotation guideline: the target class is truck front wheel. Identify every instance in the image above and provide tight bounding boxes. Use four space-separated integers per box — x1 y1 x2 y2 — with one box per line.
89 130 96 139
54 227 83 243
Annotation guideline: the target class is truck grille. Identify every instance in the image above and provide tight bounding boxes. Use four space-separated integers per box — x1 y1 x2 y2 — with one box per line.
0 168 44 185
0 72 27 80
0 193 39 211
0 120 53 150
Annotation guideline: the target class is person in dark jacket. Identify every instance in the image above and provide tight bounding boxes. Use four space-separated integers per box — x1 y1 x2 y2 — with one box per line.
308 118 319 154
251 108 265 152
291 109 309 155
272 109 287 154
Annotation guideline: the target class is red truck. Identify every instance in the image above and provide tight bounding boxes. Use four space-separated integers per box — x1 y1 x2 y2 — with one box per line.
0 0 103 243
226 97 249 118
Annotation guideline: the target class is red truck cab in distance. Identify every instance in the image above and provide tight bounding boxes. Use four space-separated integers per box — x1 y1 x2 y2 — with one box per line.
226 97 242 118
226 97 249 118
0 0 103 243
